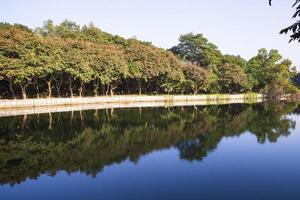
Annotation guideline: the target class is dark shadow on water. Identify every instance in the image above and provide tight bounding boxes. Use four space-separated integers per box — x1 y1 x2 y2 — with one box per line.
0 101 298 186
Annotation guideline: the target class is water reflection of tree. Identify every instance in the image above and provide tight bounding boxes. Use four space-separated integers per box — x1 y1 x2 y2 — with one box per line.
0 102 297 185
177 102 297 161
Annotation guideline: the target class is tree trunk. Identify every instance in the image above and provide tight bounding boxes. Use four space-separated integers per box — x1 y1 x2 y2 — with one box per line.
36 81 40 99
101 85 106 96
19 84 27 99
138 80 142 95
110 85 117 96
110 87 114 96
55 74 63 98
105 85 110 96
94 80 99 97
46 80 52 98
55 84 61 98
8 78 16 99
57 81 62 97
69 76 73 97
79 81 84 97
193 87 199 95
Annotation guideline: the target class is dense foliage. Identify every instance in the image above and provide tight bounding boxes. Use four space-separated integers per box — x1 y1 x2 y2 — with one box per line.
170 33 298 96
0 20 298 99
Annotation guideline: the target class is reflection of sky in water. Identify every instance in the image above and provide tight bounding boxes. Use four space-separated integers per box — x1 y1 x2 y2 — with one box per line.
1 106 300 200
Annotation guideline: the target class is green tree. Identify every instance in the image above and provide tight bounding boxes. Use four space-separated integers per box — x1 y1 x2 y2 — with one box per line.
62 39 94 97
215 62 249 93
1 21 298 99
213 55 251 93
0 24 45 99
269 0 300 42
247 49 281 92
125 39 184 95
222 54 248 70
35 19 56 37
170 33 222 68
264 59 298 97
247 48 297 95
91 44 128 96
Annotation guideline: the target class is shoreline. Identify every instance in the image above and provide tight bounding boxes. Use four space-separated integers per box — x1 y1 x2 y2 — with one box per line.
0 94 264 117
0 94 263 109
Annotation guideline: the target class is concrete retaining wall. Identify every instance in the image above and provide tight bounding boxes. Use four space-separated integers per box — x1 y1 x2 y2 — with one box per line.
0 94 263 109
0 94 264 117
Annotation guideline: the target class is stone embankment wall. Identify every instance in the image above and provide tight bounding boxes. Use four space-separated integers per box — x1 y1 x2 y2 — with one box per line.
0 94 264 117
0 94 263 109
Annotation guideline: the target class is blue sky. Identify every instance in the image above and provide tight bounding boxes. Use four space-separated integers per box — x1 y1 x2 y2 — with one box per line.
1 0 299 67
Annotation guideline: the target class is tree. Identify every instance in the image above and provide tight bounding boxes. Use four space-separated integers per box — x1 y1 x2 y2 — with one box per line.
0 21 298 99
62 39 94 97
217 55 251 93
81 23 125 45
170 33 222 68
269 0 300 42
27 36 65 98
0 23 45 99
90 44 128 96
36 20 126 45
160 52 186 94
264 59 298 97
0 54 17 99
181 64 215 94
35 19 56 37
247 49 281 92
125 39 184 95
222 54 248 70
215 62 248 93
248 48 298 95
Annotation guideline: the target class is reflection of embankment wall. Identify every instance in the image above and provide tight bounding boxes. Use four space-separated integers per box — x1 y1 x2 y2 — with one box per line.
0 94 263 117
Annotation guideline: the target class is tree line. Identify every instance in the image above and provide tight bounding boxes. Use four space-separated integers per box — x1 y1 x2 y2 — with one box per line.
0 20 298 99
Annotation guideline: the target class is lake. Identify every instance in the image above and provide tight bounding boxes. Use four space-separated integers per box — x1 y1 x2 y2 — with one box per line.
1 102 300 200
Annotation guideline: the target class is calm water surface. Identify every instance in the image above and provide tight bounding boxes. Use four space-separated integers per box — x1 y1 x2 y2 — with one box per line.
1 102 300 200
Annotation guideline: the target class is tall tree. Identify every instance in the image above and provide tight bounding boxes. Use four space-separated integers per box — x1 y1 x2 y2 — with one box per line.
62 39 94 97
39 38 64 98
264 59 298 96
0 23 44 99
170 33 222 68
248 48 297 95
90 44 128 96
